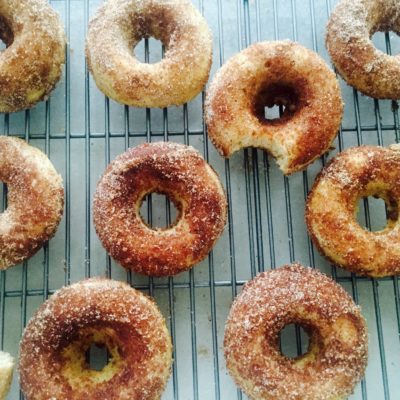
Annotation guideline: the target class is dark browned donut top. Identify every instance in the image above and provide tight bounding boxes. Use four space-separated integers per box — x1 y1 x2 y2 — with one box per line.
93 142 227 276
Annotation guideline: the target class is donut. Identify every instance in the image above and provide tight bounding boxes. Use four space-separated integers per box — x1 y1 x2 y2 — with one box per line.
0 136 64 269
326 0 400 99
19 278 172 400
306 145 400 277
224 264 368 400
0 0 65 112
86 0 212 108
93 142 227 276
205 41 343 175
0 351 14 400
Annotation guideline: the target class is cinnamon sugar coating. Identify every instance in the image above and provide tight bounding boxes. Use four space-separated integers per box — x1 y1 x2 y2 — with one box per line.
0 137 63 269
93 142 227 276
19 278 173 400
0 0 65 112
306 145 400 277
86 0 212 108
224 264 368 400
326 0 400 99
0 351 14 400
205 41 343 175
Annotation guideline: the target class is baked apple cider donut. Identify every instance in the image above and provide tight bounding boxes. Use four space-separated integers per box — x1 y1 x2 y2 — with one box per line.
0 136 64 269
0 351 14 400
93 142 227 276
326 0 400 99
0 0 65 112
86 0 212 108
306 145 400 277
224 264 368 400
19 278 172 400
205 41 343 174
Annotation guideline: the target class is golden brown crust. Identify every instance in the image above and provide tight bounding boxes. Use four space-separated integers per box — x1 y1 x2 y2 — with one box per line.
19 278 172 400
0 136 64 269
306 145 400 277
205 41 343 175
86 0 212 108
93 142 227 276
0 0 66 112
326 0 400 99
224 264 368 400
0 351 14 400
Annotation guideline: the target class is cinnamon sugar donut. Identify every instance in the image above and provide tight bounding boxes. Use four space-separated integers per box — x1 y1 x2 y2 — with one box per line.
224 264 368 400
0 136 63 269
19 278 172 400
93 142 227 276
326 0 400 99
0 352 14 400
86 0 212 108
205 41 343 175
0 0 65 112
306 145 400 277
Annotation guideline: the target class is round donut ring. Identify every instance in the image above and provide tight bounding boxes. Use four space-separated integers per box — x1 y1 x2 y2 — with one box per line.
93 142 227 276
326 0 400 99
224 264 368 400
306 145 400 277
19 278 172 400
205 41 343 175
0 136 64 269
86 0 212 108
0 0 65 112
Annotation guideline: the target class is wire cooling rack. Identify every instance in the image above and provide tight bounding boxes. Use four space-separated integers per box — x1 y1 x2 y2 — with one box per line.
1 0 400 398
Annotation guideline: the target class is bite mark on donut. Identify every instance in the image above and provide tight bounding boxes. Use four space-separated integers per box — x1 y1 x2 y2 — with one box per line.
206 41 343 174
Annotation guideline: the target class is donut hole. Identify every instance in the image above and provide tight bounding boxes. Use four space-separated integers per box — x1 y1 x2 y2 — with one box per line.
140 192 180 230
264 104 282 120
279 323 310 359
371 31 400 55
133 37 164 64
61 330 124 387
0 16 14 49
253 84 300 124
356 195 397 232
85 342 109 371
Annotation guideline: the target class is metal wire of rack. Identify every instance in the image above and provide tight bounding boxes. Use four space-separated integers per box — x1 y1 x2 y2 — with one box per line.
0 0 399 398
